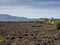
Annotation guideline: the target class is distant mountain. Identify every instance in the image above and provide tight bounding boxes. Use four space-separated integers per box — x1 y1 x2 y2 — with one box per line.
0 14 28 21
0 14 42 21
0 14 57 21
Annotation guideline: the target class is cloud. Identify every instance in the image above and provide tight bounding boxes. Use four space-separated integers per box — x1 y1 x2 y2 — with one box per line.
34 2 60 5
0 0 60 5
0 0 60 18
0 0 16 3
0 0 60 9
0 6 60 18
0 0 10 3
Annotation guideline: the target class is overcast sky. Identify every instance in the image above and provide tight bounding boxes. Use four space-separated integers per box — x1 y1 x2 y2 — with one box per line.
0 0 60 18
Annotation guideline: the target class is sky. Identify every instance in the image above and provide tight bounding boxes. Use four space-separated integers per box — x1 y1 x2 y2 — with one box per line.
0 0 60 18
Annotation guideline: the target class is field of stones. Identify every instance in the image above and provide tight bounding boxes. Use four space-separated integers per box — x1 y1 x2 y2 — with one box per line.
0 21 60 45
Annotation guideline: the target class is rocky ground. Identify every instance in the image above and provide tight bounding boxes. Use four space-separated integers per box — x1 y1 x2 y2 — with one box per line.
0 21 60 45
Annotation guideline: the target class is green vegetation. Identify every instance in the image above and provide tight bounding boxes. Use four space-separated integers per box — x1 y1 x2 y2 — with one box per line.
55 21 60 30
34 21 47 24
54 20 60 25
0 37 5 43
43 34 56 39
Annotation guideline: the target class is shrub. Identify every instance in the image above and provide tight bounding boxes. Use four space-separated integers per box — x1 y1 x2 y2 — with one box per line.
0 37 5 43
43 35 56 39
34 21 47 24
56 22 60 30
